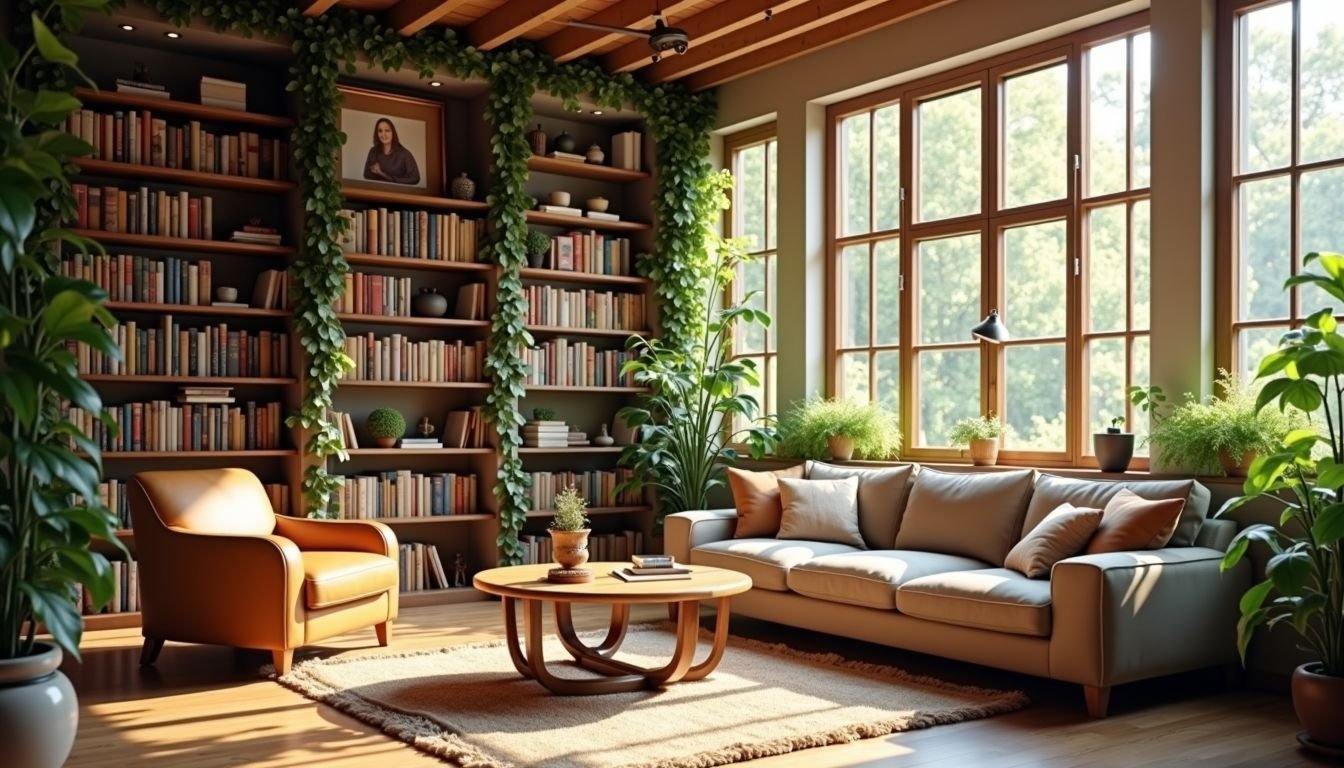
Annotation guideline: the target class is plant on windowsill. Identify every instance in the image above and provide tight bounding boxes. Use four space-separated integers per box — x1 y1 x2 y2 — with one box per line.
1093 416 1135 473
775 397 900 462
948 414 1007 467
548 485 591 574
1218 251 1344 754
1148 370 1301 477
365 407 406 449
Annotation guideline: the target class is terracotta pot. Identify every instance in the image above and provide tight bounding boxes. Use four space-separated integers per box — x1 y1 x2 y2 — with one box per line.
968 437 1000 466
827 435 855 461
1218 447 1257 477
1293 662 1344 748
550 528 590 569
373 436 397 448
1093 432 1135 473
0 643 78 768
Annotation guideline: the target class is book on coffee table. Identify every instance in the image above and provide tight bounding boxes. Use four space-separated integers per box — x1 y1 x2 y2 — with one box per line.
612 567 692 582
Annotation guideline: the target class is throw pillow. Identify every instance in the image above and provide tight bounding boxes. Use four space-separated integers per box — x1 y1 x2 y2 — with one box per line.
1004 502 1104 578
1084 488 1187 554
894 468 1036 564
807 462 917 548
728 464 806 538
777 477 865 548
1021 474 1210 547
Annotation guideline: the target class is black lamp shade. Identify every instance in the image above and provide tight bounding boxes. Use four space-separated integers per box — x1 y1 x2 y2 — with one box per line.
971 309 1009 343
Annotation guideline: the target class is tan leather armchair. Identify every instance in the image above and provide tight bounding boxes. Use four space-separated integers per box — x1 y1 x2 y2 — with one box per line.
129 469 400 674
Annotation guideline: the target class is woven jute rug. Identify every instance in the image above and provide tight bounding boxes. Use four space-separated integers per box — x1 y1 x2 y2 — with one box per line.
275 625 1027 768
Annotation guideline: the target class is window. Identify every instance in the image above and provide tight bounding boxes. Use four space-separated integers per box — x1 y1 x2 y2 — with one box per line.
726 126 777 431
829 15 1151 466
1223 0 1344 381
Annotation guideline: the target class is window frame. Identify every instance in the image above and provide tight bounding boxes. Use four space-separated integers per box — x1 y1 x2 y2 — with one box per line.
724 123 778 430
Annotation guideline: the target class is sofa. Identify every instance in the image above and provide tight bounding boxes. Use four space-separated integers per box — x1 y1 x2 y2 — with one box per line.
664 464 1251 717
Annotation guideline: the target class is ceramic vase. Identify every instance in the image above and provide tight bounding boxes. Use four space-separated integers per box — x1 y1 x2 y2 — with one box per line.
586 144 605 164
0 643 77 768
450 172 476 200
412 287 448 317
1093 432 1135 473
553 131 577 154
529 124 547 155
550 529 591 569
592 424 615 447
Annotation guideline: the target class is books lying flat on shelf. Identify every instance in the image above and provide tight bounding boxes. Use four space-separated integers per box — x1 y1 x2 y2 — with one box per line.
399 437 442 448
229 230 282 245
538 204 582 217
567 431 590 446
612 568 691 582
632 554 673 568
547 151 586 162
199 76 246 111
523 420 569 448
115 79 170 99
210 301 247 308
584 211 620 222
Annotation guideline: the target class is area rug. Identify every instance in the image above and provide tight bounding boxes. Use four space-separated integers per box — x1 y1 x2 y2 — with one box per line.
274 625 1028 768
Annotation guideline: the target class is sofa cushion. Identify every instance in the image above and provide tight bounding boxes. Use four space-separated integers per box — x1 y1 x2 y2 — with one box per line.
302 551 399 610
690 539 861 591
1084 488 1186 554
786 550 990 610
728 464 806 538
894 468 1036 564
1022 474 1210 546
1004 502 1103 578
896 568 1053 637
778 477 864 547
806 462 916 549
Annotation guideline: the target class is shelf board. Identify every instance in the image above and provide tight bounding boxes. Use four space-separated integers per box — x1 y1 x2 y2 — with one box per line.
526 384 649 393
82 611 142 631
368 514 493 524
399 588 486 607
337 312 489 329
74 87 295 129
519 267 649 287
83 375 296 385
525 505 649 518
526 210 650 232
105 301 289 319
527 155 649 182
338 380 490 389
519 446 625 454
341 448 493 457
525 324 645 338
99 450 296 459
75 159 296 193
342 186 489 212
71 229 295 258
344 252 493 273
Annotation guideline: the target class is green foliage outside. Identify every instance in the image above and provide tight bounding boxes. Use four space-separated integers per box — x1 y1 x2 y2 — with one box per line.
365 408 406 440
946 414 1007 447
549 486 589 532
775 397 900 461
1148 371 1301 476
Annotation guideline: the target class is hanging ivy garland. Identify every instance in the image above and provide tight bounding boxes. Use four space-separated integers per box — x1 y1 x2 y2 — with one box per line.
100 1 718 556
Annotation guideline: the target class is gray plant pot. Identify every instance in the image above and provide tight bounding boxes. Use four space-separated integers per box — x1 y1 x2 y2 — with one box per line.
1093 431 1135 473
0 643 78 768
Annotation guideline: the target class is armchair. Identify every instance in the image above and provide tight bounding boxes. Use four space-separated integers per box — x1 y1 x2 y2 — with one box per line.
128 469 400 674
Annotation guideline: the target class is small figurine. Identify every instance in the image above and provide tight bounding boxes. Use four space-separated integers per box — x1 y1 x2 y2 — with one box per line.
132 62 151 83
417 415 436 437
453 553 467 588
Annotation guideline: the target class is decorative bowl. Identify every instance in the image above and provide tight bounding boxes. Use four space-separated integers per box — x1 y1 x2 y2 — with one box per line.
549 190 571 207
585 197 609 212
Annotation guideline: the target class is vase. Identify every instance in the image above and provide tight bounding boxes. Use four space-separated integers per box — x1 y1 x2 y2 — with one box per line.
1218 447 1256 477
0 643 77 768
550 528 590 569
586 143 605 164
1293 663 1344 750
1093 432 1135 473
412 287 448 317
827 435 854 461
529 124 547 155
592 424 615 447
548 190 571 207
585 196 609 212
554 131 577 154
450 172 476 200
968 437 1000 466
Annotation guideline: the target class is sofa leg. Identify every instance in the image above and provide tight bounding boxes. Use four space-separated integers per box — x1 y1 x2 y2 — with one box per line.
272 649 294 676
375 621 392 647
1083 685 1111 718
139 637 165 667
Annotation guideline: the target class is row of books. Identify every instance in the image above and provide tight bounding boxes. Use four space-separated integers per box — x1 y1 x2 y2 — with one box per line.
339 208 483 263
341 335 486 383
330 407 489 450
80 479 289 529
66 108 287 180
336 274 485 320
73 320 290 378
59 254 288 310
524 285 646 331
610 131 643 171
522 340 638 388
538 232 635 276
397 542 463 592
517 529 645 566
335 471 479 519
527 470 641 511
72 183 214 240
77 560 139 615
66 400 285 452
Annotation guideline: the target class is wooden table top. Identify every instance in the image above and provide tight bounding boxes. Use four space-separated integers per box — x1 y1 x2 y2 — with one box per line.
473 562 752 604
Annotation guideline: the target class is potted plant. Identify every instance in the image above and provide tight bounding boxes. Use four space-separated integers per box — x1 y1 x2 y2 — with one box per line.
1148 371 1299 477
775 397 900 461
549 485 591 570
365 407 406 448
1 5 125 766
1094 416 1134 473
1219 251 1344 753
532 407 556 422
948 414 1006 466
525 229 551 269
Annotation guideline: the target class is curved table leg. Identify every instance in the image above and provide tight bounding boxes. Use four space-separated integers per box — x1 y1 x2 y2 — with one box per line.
558 599 701 685
682 597 732 681
523 598 648 695
554 601 628 660
502 597 533 678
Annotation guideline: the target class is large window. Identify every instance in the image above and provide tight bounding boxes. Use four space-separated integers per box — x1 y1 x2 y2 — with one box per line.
726 126 777 431
1223 0 1344 381
829 16 1151 466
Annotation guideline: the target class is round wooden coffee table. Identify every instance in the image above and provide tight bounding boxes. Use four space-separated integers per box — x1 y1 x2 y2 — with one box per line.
473 562 752 695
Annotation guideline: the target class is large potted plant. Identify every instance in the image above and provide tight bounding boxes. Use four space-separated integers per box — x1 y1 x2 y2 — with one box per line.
1219 251 1344 754
948 414 1006 466
775 396 899 461
1148 371 1299 477
1 5 126 767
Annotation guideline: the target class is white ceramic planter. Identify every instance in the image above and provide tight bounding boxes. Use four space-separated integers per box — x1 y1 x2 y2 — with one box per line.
0 643 78 768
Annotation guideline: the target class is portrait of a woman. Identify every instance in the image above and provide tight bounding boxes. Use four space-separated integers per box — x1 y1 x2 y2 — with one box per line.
363 117 421 186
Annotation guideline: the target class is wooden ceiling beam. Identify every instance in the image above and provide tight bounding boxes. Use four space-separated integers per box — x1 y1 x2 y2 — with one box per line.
388 0 474 35
301 0 341 17
681 0 957 90
542 0 700 64
601 0 811 74
468 0 590 50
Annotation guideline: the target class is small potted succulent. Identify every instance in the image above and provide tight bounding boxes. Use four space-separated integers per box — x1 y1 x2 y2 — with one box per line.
526 229 551 269
549 485 591 570
366 407 407 448
1094 415 1135 473
948 414 1006 466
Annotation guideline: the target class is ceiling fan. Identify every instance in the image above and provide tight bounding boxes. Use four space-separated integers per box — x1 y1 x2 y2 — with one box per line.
566 1 690 63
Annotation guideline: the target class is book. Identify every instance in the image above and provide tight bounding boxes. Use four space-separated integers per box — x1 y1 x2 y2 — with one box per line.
454 283 485 321
210 301 247 308
612 568 691 582
547 151 586 162
538 204 582 216
627 566 692 576
584 211 620 221
631 554 673 568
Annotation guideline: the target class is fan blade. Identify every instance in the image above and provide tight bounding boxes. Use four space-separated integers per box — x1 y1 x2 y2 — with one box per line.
565 19 649 37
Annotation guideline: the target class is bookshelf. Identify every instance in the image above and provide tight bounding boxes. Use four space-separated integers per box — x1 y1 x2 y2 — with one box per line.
68 229 296 257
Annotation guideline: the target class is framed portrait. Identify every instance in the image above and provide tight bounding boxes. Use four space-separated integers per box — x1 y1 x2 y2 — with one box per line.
338 85 444 194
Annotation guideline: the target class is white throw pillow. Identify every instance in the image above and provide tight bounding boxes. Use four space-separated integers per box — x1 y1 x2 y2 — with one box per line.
776 477 864 548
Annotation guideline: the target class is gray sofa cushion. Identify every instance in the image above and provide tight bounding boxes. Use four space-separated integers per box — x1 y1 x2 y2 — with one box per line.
1022 474 1210 546
895 468 1036 564
897 568 1053 637
785 550 990 610
690 539 861 591
806 462 917 549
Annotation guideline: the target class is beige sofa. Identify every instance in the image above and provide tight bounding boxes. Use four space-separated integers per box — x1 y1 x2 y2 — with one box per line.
665 465 1251 717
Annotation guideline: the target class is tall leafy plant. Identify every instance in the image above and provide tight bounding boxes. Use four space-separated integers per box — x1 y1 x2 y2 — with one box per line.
1 1 126 661
617 171 775 518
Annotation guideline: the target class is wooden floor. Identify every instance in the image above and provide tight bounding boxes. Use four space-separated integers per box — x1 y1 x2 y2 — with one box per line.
60 601 1326 767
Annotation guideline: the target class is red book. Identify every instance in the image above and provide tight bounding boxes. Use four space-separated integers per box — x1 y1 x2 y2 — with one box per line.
73 184 87 229
188 198 200 240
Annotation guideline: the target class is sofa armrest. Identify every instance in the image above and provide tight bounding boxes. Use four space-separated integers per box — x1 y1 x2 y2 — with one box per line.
274 515 398 560
663 509 737 563
1049 547 1249 688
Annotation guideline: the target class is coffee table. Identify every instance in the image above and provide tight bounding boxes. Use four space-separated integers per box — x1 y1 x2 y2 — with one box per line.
473 562 752 695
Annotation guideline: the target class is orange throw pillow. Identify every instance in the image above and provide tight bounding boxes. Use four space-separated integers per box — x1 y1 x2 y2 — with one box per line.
728 465 806 538
1084 488 1187 554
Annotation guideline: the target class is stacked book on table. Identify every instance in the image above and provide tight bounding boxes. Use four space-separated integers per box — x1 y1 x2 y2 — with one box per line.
612 554 692 582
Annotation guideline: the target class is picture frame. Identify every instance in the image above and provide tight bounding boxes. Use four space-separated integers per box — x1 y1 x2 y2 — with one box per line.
338 85 444 194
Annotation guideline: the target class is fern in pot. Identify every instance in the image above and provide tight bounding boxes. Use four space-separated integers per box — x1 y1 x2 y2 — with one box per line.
1149 371 1300 477
775 397 900 461
948 414 1006 466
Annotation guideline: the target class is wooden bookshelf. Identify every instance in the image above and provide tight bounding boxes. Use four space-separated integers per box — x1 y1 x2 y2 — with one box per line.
74 87 296 129
337 313 490 329
399 588 485 607
524 324 645 338
99 450 296 459
526 384 650 393
527 210 650 232
75 158 296 193
527 154 649 182
341 448 493 457
83 374 296 385
82 611 143 631
525 505 649 518
518 446 626 454
105 301 288 319
520 267 650 286
337 380 490 389
371 514 494 524
344 252 493 273
342 185 489 212
70 229 295 258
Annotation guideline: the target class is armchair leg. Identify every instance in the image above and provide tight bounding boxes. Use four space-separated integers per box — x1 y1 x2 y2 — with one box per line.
272 649 294 676
375 621 392 647
1083 685 1111 718
139 637 165 667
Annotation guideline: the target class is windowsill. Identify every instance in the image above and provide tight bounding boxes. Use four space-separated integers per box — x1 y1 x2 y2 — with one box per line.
730 454 1248 486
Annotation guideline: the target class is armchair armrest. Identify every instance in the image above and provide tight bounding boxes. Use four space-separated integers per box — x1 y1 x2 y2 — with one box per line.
663 509 737 563
1049 547 1250 688
273 515 398 559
